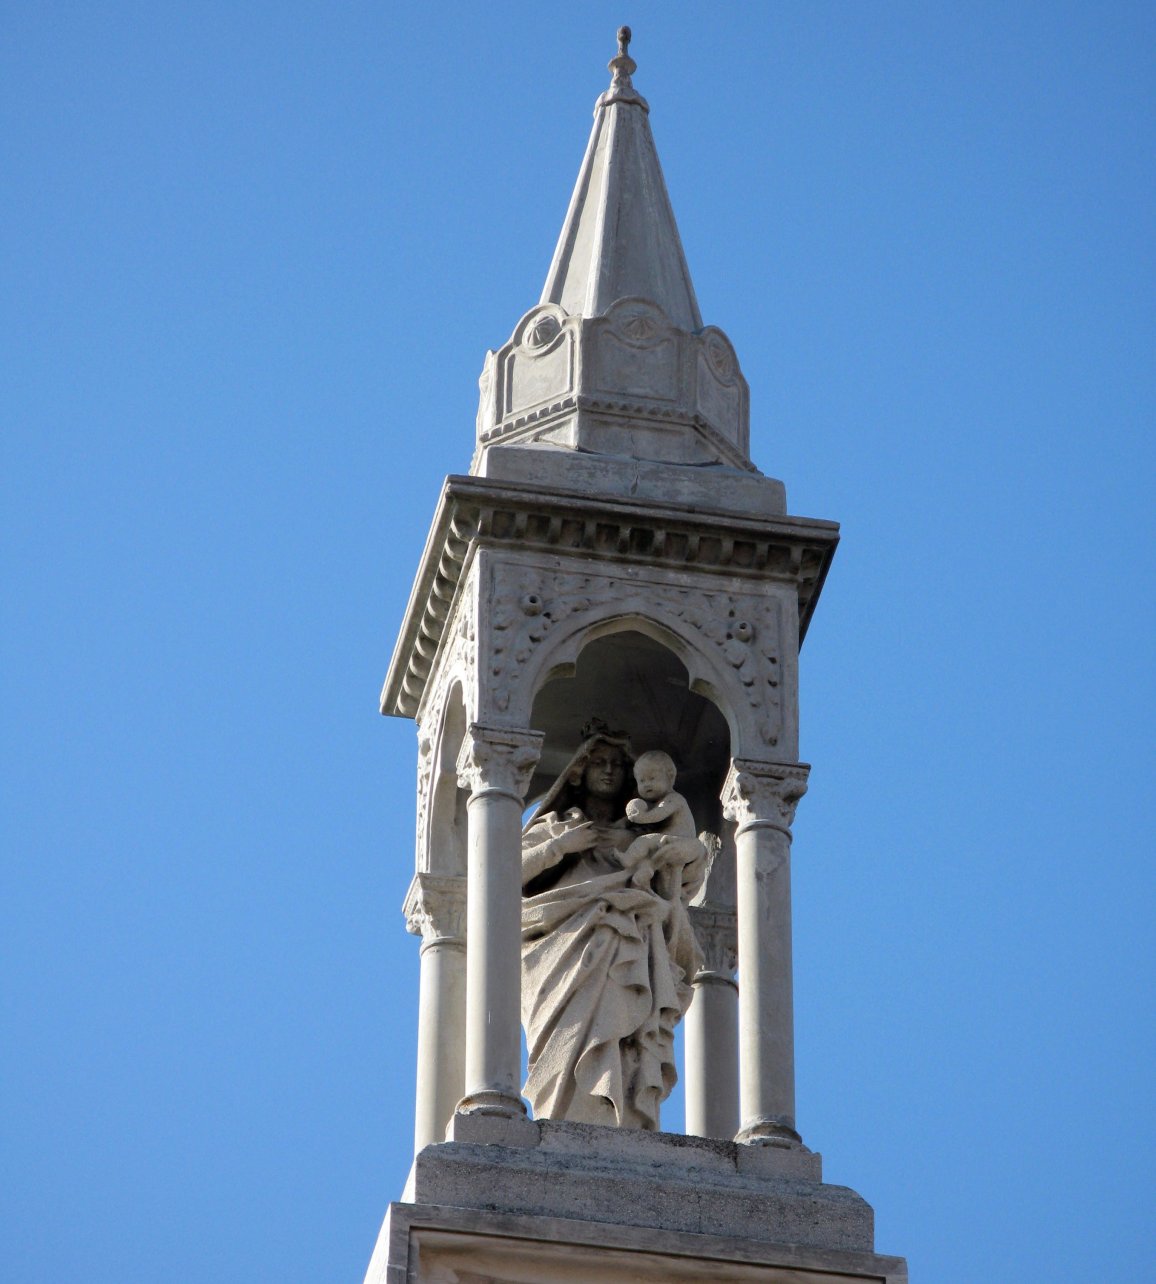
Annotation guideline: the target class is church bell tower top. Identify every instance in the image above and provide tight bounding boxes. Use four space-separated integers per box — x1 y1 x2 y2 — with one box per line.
538 26 702 331
473 29 765 475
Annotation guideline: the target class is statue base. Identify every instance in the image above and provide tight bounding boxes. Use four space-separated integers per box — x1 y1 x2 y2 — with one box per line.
364 1118 906 1283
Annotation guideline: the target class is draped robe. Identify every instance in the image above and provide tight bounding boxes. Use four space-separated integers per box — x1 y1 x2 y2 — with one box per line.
521 809 704 1129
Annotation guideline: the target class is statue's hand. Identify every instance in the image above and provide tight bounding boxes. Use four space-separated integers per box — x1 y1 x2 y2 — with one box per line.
625 798 648 821
552 821 597 857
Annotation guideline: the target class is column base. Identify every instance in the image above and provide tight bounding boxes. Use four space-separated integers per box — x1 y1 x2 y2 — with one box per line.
454 1089 527 1117
736 1115 803 1148
446 1105 539 1149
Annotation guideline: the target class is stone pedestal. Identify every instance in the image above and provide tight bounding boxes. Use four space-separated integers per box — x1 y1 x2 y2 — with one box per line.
365 1120 906 1283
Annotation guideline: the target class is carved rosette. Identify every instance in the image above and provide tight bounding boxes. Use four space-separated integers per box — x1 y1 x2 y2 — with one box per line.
403 872 467 951
486 562 785 746
687 905 738 988
721 759 810 835
455 724 542 802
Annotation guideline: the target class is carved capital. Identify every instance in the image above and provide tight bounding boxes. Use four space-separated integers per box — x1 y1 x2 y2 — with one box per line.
456 724 543 802
403 873 467 949
688 905 738 986
722 759 810 835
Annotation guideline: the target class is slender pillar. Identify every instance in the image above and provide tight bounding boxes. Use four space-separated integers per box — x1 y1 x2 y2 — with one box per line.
454 724 542 1117
722 759 810 1146
403 873 467 1151
684 905 738 1139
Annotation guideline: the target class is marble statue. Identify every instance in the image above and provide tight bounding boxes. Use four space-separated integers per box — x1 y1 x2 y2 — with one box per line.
520 725 707 1129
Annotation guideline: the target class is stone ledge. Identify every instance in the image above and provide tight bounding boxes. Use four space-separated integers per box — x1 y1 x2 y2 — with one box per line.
477 444 785 516
401 1118 872 1255
365 1201 909 1284
380 474 838 720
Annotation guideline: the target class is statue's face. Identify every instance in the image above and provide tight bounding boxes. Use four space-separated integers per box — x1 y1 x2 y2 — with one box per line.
583 744 626 800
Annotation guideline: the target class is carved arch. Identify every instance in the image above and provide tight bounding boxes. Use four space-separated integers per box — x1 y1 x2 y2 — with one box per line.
421 680 469 876
486 564 785 760
533 612 741 744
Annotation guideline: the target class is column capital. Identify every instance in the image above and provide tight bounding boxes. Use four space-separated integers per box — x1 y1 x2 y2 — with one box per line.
456 724 543 802
722 759 810 835
403 872 467 950
688 904 738 988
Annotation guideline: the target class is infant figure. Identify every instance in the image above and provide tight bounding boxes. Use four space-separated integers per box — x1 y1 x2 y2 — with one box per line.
623 751 706 900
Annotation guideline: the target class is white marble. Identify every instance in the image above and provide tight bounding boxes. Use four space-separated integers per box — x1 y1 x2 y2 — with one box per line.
403 874 466 1151
371 24 906 1284
455 725 542 1118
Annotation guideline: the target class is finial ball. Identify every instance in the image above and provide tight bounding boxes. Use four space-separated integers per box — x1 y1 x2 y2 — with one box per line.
617 26 632 56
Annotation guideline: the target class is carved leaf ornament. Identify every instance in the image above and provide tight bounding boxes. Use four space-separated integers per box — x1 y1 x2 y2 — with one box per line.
489 567 783 745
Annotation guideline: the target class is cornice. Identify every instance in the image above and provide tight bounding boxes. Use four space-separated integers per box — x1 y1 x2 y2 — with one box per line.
380 475 838 720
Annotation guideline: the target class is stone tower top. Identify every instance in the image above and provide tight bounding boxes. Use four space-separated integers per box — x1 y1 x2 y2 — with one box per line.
539 26 701 331
472 29 770 491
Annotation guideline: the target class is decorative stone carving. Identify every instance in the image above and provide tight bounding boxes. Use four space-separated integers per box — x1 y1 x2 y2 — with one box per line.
722 759 810 834
456 725 542 801
488 562 785 746
413 729 435 870
380 477 836 722
519 727 705 1130
404 873 467 951
688 905 738 987
475 298 751 469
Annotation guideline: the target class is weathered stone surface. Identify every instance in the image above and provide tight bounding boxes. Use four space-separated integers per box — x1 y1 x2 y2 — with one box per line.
364 1122 908 1282
470 28 756 471
477 444 787 518
368 1204 909 1284
379 476 836 729
404 1120 867 1251
473 300 753 469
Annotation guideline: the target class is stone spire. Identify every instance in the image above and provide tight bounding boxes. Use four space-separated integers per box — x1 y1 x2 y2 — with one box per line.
472 27 766 493
539 27 703 332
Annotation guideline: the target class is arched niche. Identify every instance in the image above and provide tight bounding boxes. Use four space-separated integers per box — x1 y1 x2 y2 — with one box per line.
527 628 731 842
424 681 468 876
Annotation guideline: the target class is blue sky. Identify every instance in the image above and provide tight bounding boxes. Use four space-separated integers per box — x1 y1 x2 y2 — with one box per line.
3 3 1153 1280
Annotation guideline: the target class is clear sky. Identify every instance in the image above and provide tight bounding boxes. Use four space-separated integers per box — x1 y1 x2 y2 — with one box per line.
3 3 1153 1281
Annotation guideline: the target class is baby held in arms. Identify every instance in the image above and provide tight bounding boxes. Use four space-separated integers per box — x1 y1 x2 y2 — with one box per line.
622 751 706 899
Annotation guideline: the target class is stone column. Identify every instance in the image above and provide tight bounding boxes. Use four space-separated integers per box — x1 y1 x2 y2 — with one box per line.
403 873 467 1152
454 724 543 1118
722 759 810 1146
684 905 738 1139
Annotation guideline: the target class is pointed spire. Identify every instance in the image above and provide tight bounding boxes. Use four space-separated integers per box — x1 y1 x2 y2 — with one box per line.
539 28 703 332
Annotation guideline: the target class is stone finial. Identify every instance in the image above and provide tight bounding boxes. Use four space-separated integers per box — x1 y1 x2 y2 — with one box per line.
609 25 636 83
602 25 645 109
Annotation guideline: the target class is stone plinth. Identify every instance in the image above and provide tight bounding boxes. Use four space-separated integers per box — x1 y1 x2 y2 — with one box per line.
364 1120 907 1283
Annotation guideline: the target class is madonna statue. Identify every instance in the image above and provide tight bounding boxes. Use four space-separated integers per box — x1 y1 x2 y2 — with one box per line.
520 723 706 1129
